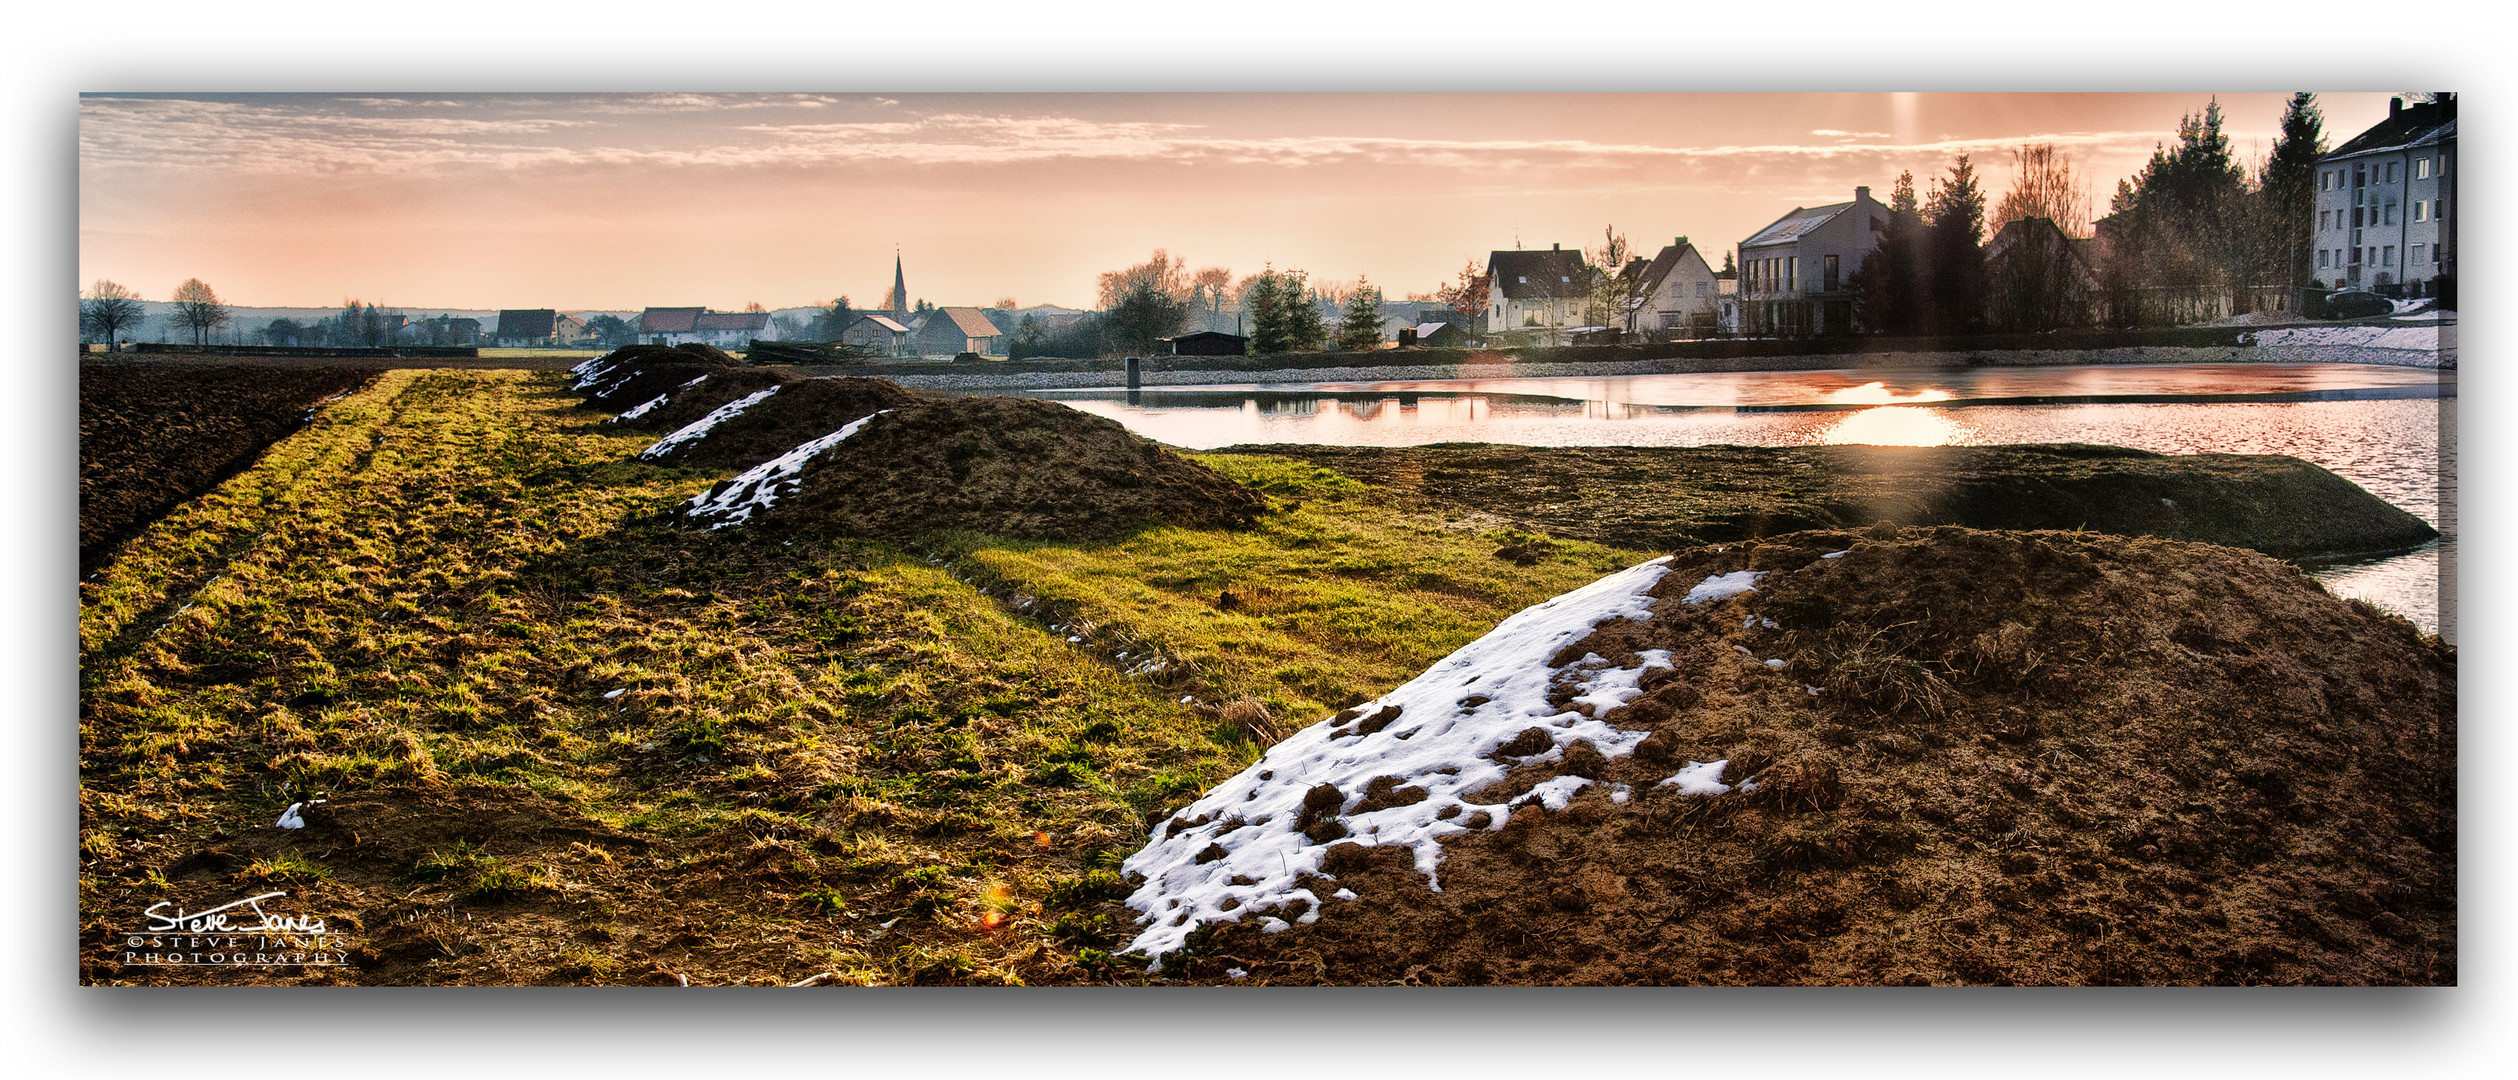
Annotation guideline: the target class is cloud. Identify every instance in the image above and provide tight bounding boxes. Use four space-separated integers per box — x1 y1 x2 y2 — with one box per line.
78 95 2204 185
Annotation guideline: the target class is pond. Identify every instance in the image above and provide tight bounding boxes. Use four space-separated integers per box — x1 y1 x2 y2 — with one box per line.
1033 363 2454 641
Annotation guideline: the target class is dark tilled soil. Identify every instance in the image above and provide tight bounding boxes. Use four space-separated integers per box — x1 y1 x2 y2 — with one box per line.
80 363 376 572
1231 443 2438 562
609 367 793 432
720 396 1267 542
1141 527 2454 985
639 377 924 467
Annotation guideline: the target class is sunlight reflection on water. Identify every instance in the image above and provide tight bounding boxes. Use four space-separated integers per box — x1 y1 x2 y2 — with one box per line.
1042 365 2448 640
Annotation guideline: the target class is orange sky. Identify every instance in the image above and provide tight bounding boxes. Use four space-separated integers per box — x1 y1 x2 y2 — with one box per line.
78 92 2405 312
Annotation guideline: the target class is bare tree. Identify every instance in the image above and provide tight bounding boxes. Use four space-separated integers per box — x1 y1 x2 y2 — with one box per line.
1190 266 1233 327
168 278 230 348
1993 143 2092 238
1434 258 1489 324
1098 248 1190 310
1583 224 1634 329
81 279 146 351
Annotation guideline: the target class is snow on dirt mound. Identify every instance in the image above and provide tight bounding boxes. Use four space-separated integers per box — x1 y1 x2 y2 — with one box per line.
1124 527 2454 984
637 377 919 469
681 396 1265 541
1123 553 1775 961
609 368 789 432
567 344 741 405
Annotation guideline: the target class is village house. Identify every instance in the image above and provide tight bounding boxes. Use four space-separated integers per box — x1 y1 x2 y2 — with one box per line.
1736 186 1888 336
913 307 1007 357
694 310 772 347
638 307 704 345
1626 237 1722 338
1167 330 1247 356
2313 94 2455 296
494 308 559 346
1484 245 1590 342
1984 216 2100 331
840 314 913 357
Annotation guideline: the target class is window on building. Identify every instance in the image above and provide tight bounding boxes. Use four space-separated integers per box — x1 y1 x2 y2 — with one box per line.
2319 210 2330 230
2351 207 2362 228
2386 162 2397 183
2417 158 2431 179
2318 250 2330 269
2349 247 2361 265
2354 165 2366 187
1823 254 1839 292
2386 203 2397 225
2412 244 2425 266
2353 227 2363 246
2383 245 2395 266
1787 257 1798 291
2434 245 2443 265
2415 201 2428 222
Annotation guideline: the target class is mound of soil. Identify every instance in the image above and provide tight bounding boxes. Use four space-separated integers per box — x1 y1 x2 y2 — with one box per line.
609 368 791 432
80 363 375 572
689 396 1266 541
640 377 922 468
568 343 742 404
1240 443 2438 562
1125 527 2453 985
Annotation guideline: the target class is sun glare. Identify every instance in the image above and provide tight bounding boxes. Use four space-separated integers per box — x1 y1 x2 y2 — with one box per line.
1817 405 1970 446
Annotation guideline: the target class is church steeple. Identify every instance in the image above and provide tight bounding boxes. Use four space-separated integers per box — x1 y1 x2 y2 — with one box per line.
891 251 908 319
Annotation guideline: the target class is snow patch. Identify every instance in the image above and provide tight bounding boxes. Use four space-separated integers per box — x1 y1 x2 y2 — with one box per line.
2248 325 2440 352
1120 561 1766 964
1684 570 1764 605
641 385 781 460
1657 759 1735 795
685 411 889 530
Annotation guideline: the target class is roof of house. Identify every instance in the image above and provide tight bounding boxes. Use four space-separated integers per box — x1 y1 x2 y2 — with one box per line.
495 309 556 337
2328 96 2457 160
1632 241 1709 297
1487 248 1590 300
1742 202 1853 249
850 315 912 334
1986 216 2094 271
695 311 771 333
1411 322 1461 336
639 307 704 333
1168 331 1246 343
926 307 1004 338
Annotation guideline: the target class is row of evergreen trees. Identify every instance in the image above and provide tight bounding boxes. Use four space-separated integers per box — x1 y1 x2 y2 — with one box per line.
1852 94 2331 335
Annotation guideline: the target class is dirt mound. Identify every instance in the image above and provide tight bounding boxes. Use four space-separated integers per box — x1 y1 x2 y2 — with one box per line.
609 368 791 432
639 377 922 468
1243 443 2438 562
683 396 1266 541
567 343 741 403
1122 527 2453 984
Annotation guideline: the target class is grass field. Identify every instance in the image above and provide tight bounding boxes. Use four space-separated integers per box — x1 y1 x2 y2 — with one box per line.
78 368 1648 985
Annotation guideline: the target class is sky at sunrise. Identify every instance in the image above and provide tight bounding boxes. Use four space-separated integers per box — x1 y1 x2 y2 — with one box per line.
79 91 2408 313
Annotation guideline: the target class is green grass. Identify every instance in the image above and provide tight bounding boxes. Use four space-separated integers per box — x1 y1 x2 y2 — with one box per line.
77 368 1653 985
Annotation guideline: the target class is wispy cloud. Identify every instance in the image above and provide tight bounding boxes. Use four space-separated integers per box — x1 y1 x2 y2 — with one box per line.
79 95 2206 182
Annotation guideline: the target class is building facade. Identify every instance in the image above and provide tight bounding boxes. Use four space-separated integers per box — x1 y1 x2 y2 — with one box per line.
1483 245 1591 342
2313 94 2455 296
1627 237 1721 337
1735 186 1888 336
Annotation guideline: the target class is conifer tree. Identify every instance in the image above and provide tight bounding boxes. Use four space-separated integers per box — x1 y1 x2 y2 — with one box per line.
1335 277 1385 352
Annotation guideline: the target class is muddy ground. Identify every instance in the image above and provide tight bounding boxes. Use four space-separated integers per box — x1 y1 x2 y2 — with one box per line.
80 363 378 572
1229 443 2437 562
1130 527 2454 985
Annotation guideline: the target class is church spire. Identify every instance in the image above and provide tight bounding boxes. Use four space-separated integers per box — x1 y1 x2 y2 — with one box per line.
892 250 908 318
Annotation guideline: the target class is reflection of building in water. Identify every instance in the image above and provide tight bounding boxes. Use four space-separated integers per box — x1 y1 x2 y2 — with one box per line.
1253 397 1319 417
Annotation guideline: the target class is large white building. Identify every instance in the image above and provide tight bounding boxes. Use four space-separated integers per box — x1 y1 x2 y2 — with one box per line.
2312 94 2455 296
1735 185 1888 336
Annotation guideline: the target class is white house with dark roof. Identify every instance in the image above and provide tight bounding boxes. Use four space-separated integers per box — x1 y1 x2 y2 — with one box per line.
1627 237 1721 337
2313 94 2454 296
1484 245 1591 342
1736 186 1888 336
